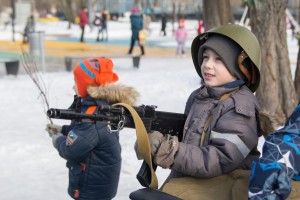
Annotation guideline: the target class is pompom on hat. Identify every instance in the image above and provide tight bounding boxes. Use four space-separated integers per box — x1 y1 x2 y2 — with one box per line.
73 57 119 98
131 7 140 14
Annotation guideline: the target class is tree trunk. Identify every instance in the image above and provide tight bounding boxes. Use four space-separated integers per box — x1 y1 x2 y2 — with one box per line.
203 0 232 30
172 2 176 32
247 0 298 124
295 45 300 99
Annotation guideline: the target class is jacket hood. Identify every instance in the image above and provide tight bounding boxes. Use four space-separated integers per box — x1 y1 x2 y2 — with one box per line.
87 83 140 106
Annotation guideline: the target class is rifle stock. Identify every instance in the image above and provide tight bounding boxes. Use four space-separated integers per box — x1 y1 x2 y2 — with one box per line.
47 100 186 188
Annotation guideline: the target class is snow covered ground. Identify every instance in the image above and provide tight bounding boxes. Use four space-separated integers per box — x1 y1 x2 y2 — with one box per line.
0 20 298 200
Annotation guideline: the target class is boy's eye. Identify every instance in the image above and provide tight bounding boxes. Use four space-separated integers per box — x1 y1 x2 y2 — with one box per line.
203 55 208 59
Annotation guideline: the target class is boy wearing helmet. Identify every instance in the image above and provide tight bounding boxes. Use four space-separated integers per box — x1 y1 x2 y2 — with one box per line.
147 24 268 199
45 57 139 200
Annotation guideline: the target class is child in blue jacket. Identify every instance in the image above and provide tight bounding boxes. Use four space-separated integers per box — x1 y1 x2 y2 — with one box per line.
45 57 139 200
249 103 300 200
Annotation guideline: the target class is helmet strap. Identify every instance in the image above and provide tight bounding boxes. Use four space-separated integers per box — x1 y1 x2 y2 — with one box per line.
238 51 257 86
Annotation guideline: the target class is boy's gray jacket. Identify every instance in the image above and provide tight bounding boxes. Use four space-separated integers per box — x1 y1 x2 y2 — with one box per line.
170 85 260 179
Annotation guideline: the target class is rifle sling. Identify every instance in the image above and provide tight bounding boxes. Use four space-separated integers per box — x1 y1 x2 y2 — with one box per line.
113 103 158 189
200 90 236 147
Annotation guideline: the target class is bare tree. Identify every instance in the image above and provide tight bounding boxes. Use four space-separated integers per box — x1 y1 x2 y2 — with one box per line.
21 47 53 124
294 8 300 100
62 0 75 29
202 0 232 30
247 0 298 124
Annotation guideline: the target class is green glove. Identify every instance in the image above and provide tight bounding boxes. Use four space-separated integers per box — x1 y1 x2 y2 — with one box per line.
154 135 179 169
148 131 164 156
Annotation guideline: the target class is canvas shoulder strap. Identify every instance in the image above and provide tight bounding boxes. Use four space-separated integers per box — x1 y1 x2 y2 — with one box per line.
113 103 158 189
200 91 236 147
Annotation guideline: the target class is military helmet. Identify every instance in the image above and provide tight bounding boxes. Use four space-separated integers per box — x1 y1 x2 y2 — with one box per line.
191 24 261 92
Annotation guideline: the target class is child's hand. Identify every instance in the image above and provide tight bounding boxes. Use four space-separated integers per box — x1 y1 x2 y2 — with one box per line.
153 135 179 169
148 131 164 156
45 124 62 137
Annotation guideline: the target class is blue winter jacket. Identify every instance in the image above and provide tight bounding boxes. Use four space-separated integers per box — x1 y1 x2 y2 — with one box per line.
130 14 143 40
249 103 300 200
54 97 122 200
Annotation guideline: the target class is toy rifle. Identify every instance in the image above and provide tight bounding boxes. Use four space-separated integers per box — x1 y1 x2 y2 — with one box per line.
47 95 186 187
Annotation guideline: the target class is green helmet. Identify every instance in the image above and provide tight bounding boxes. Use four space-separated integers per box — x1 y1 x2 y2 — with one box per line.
191 24 261 92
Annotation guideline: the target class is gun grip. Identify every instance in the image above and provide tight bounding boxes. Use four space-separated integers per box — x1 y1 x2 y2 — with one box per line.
136 160 157 187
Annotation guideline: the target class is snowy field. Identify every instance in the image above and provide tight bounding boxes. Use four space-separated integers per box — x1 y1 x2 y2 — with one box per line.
0 19 298 200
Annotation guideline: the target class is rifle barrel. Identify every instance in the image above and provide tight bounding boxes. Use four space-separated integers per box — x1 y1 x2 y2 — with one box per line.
47 108 120 122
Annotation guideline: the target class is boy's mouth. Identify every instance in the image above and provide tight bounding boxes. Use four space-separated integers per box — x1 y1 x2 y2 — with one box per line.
204 73 215 77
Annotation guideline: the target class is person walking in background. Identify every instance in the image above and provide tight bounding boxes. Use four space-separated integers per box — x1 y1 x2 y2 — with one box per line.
93 11 102 38
197 20 204 35
0 7 11 30
23 14 35 44
45 57 140 200
79 6 88 43
143 7 152 35
96 9 110 42
160 13 167 36
175 19 188 55
128 7 145 55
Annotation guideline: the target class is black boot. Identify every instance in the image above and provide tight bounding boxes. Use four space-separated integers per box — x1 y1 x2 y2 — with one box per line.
128 40 135 54
141 46 145 55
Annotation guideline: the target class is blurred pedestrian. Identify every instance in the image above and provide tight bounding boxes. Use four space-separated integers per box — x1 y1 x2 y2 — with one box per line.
128 7 145 55
93 11 102 28
0 7 11 30
160 13 167 36
96 9 110 41
23 14 35 44
79 6 88 43
291 22 296 39
175 19 188 55
197 20 204 35
143 7 152 34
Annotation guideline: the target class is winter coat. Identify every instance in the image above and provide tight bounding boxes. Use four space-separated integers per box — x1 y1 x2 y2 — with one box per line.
249 103 300 200
168 84 261 181
101 13 107 29
175 27 188 43
161 15 167 30
54 84 139 200
79 10 88 28
130 14 143 40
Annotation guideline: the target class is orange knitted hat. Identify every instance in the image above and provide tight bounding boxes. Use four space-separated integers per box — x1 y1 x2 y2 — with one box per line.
73 57 119 98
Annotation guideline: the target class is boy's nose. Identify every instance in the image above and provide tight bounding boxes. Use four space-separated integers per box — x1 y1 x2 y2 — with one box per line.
204 60 213 70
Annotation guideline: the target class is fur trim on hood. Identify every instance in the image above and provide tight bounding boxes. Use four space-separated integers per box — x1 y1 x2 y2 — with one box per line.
87 83 140 106
258 111 278 138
